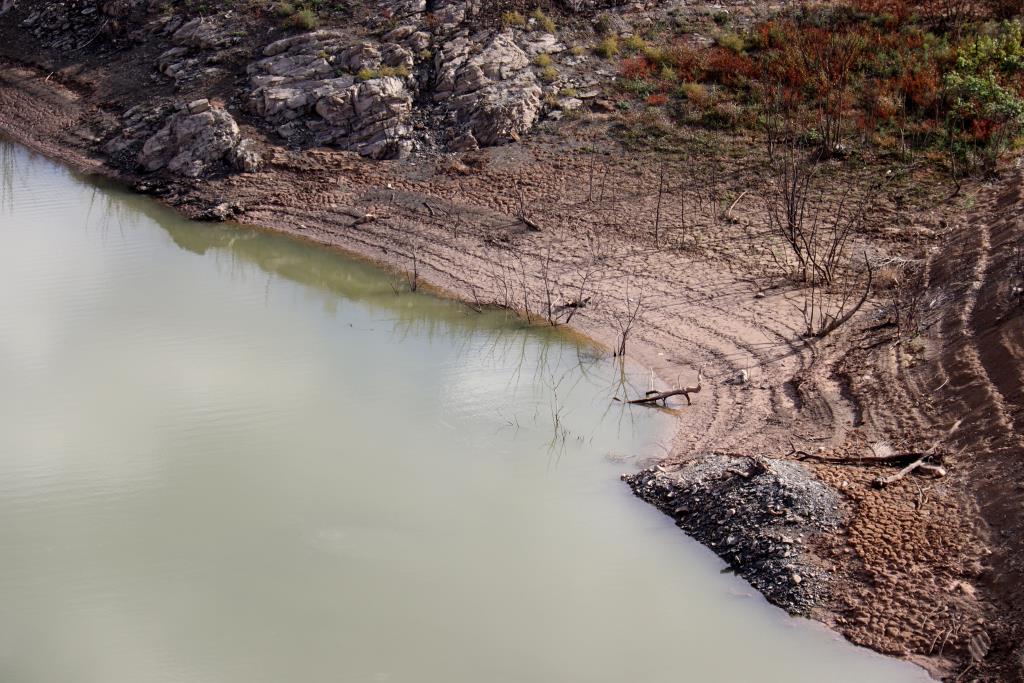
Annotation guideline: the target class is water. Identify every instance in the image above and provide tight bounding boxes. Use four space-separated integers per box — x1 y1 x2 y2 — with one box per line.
0 141 929 683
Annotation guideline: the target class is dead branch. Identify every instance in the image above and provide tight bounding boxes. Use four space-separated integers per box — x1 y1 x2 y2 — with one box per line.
871 420 960 487
811 251 874 338
873 456 934 488
788 419 959 486
795 450 933 465
727 455 771 479
513 180 541 232
617 369 703 406
726 190 748 219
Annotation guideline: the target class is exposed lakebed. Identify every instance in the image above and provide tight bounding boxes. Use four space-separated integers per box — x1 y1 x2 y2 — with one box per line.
0 141 929 682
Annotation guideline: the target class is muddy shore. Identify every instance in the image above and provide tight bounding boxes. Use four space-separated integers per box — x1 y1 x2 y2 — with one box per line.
2 2 1023 677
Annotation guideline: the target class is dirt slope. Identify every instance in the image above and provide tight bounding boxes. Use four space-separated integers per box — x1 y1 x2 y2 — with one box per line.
1 0 1023 678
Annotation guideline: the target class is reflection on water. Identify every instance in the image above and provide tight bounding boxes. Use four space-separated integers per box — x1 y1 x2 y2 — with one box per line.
0 141 929 683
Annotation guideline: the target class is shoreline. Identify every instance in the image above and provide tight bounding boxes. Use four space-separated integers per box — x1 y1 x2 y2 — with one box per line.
1 53 1005 680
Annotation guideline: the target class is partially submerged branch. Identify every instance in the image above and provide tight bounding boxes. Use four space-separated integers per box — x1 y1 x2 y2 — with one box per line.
617 368 703 406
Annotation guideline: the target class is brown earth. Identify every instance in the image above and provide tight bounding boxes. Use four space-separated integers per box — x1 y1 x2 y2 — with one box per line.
1 1 1023 679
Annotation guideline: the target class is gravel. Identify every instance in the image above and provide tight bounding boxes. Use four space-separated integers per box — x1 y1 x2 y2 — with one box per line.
625 455 846 614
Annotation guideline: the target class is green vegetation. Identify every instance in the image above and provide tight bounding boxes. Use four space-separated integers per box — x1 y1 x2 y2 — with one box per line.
534 53 553 67
502 11 526 28
539 65 559 83
290 8 318 30
714 32 745 53
595 36 619 58
603 6 1024 176
622 35 647 54
531 8 556 34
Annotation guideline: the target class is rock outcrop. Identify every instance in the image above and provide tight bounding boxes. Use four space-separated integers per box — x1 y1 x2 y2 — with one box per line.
239 24 544 156
244 30 414 158
433 32 543 146
129 101 260 177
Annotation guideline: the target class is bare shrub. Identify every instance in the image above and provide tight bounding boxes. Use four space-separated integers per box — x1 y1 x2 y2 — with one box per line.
886 260 927 340
610 272 646 356
762 103 878 338
799 252 873 338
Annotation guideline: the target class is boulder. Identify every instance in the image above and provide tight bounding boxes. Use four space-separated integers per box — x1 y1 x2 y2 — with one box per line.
230 138 263 173
246 30 415 158
464 73 542 145
138 106 241 177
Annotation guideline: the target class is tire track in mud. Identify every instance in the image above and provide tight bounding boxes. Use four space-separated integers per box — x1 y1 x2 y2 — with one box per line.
835 173 1024 677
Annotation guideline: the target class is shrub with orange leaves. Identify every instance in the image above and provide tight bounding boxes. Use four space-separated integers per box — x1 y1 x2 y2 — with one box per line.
900 66 942 111
620 57 654 80
703 48 758 86
667 44 704 81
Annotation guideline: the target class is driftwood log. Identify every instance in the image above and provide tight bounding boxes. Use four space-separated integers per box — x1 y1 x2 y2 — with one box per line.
617 369 703 406
786 419 961 488
791 447 930 466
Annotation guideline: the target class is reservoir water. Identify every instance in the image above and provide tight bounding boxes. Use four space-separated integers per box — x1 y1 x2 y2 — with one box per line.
0 141 929 682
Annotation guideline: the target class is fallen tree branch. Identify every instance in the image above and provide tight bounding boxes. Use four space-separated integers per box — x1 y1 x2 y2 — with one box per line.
871 420 960 487
872 456 929 489
792 449 932 466
616 369 703 406
726 190 748 219
790 419 960 487
726 455 770 479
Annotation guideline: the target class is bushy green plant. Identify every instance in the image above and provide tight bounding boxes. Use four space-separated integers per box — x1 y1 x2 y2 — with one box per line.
943 21 1024 173
955 20 1024 74
531 8 556 34
502 11 526 28
622 35 647 53
643 45 670 67
595 36 619 58
678 81 709 104
945 70 1024 122
539 65 559 82
714 32 745 53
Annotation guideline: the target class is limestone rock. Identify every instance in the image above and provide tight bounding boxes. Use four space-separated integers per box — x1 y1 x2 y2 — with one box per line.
172 17 230 50
315 77 413 159
245 30 414 158
435 32 542 146
229 138 263 173
138 106 240 177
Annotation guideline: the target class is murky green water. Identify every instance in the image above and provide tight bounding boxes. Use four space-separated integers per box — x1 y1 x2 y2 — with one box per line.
0 142 929 682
